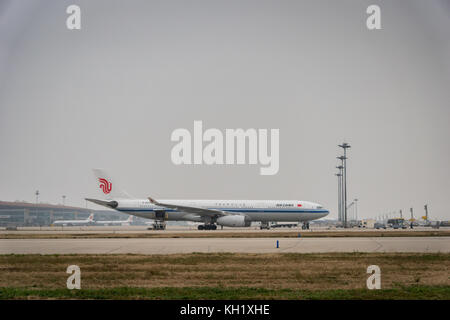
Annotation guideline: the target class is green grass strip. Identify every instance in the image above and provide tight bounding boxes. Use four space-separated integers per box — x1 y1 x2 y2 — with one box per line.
1 285 449 300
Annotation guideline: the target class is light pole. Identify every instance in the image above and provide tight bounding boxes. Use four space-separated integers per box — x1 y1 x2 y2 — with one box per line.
347 201 355 221
336 164 344 223
335 172 342 223
337 157 346 225
35 190 39 204
354 198 358 221
337 156 346 227
62 195 66 206
338 142 350 228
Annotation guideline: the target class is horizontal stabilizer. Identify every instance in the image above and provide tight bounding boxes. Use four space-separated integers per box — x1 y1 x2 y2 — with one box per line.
85 198 118 209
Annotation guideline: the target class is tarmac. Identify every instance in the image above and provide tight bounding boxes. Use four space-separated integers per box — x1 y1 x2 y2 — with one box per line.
1 236 448 254
0 225 445 234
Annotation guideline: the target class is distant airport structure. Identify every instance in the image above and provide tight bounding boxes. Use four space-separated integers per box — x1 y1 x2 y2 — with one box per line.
0 201 138 227
53 213 95 226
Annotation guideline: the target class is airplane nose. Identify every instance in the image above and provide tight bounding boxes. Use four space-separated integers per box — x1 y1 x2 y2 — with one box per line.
320 210 330 218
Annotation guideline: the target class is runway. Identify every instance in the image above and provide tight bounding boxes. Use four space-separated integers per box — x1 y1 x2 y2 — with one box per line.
1 237 448 254
1 225 447 234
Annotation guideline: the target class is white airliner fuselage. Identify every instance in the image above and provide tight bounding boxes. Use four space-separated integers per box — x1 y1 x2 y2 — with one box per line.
95 215 133 226
53 213 94 226
87 170 330 229
118 199 327 222
95 199 329 227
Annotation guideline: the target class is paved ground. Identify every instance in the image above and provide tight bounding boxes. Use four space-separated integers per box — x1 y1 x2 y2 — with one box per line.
1 237 448 254
1 225 446 234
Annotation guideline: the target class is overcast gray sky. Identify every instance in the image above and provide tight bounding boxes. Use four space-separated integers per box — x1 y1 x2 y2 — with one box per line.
0 0 449 220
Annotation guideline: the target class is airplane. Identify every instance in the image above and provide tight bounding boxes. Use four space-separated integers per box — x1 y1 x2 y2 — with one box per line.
95 215 133 226
53 213 94 226
86 169 329 230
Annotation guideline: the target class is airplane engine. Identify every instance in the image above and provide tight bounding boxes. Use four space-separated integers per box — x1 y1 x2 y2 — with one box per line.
216 215 251 227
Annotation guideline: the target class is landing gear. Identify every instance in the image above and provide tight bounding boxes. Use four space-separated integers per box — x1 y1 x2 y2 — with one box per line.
260 222 271 230
198 224 217 230
148 221 166 230
302 222 310 230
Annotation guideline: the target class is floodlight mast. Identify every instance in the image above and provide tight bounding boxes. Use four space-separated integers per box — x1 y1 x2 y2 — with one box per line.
337 155 346 227
336 158 345 225
336 165 343 223
338 142 350 228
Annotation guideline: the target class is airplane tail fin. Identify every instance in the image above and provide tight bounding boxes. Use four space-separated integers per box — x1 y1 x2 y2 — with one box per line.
88 213 94 221
92 169 132 200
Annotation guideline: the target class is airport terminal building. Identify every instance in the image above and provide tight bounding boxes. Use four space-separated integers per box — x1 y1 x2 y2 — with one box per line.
0 201 132 226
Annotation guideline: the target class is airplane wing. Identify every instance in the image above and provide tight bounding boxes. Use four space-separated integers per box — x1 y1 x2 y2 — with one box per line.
148 197 229 218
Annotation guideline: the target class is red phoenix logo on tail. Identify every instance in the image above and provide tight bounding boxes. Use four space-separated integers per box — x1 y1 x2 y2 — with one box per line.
98 178 112 194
